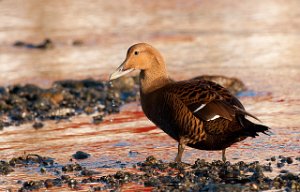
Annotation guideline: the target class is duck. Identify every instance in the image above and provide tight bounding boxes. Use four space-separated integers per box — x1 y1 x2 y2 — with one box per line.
109 43 269 162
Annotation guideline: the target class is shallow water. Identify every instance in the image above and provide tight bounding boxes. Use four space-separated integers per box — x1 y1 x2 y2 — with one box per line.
0 0 299 190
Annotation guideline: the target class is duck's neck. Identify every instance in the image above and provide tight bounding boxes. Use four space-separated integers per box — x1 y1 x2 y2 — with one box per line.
139 65 170 94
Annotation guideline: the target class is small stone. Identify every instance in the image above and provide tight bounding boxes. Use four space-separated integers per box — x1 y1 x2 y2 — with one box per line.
62 163 82 172
33 122 44 129
40 167 46 174
291 181 297 189
72 40 84 46
44 179 54 188
128 151 139 158
72 151 90 160
0 161 14 175
280 157 287 163
68 179 78 189
92 114 104 124
277 162 284 168
84 106 94 114
0 121 4 131
250 183 259 191
286 157 293 164
273 181 281 189
61 175 71 181
81 168 96 176
280 170 289 174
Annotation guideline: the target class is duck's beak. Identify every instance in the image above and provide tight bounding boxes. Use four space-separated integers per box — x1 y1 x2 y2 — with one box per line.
109 63 134 81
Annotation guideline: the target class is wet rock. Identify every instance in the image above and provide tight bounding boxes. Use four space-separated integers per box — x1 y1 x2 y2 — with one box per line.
191 75 247 95
0 161 14 175
0 121 3 130
72 151 90 160
109 76 136 93
62 163 83 172
33 121 44 129
68 178 79 189
280 170 289 174
286 157 293 164
128 150 139 158
80 168 98 176
84 106 94 114
280 156 288 163
250 183 259 191
277 162 285 168
72 40 84 46
20 180 44 191
144 177 161 187
114 171 133 183
92 114 104 124
13 38 54 49
44 178 59 189
8 154 54 167
61 174 71 181
40 167 46 174
89 186 104 191
49 108 75 120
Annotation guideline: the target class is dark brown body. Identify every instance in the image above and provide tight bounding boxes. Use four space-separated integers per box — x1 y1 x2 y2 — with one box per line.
140 79 265 151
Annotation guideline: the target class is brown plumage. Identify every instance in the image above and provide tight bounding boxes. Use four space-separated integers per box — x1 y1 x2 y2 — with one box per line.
110 43 269 162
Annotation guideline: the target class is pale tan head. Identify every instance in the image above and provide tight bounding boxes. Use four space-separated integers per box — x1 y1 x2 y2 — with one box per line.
109 43 166 80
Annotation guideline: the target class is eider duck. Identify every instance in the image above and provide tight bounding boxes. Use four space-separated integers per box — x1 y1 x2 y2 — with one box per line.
109 43 269 162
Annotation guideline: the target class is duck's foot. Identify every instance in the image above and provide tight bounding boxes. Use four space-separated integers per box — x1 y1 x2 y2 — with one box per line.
174 155 181 162
174 141 185 162
222 149 226 162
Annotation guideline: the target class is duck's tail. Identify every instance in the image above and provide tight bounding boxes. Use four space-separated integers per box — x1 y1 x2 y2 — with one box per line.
237 116 271 137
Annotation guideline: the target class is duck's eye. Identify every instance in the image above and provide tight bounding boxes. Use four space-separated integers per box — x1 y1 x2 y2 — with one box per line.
134 51 139 55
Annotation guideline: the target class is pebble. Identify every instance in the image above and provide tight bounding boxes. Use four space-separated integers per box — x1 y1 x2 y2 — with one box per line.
72 151 90 160
0 161 14 175
68 179 78 189
13 38 53 49
32 122 44 129
286 157 293 164
62 163 82 172
92 114 104 124
277 162 285 168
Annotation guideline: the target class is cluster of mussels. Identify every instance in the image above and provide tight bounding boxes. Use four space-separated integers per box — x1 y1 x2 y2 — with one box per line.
0 76 139 129
1 154 299 191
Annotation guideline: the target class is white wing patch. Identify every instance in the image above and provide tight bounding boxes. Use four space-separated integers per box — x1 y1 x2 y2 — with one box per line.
193 103 222 121
193 104 206 113
207 115 220 121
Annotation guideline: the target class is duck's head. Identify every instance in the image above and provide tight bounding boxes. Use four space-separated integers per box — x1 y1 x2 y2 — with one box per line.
109 43 165 80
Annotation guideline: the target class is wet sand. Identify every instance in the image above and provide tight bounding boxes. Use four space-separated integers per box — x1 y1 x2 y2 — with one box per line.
0 0 299 191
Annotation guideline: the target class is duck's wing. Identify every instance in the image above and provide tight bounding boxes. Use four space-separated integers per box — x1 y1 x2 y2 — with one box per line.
165 79 259 125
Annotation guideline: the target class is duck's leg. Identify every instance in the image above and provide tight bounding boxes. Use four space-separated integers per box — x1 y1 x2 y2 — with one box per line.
222 149 226 162
175 140 185 162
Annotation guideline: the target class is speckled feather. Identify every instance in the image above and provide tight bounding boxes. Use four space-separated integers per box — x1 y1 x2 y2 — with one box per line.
140 78 266 151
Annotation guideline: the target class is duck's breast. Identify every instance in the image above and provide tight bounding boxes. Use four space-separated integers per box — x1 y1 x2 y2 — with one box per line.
140 89 181 141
